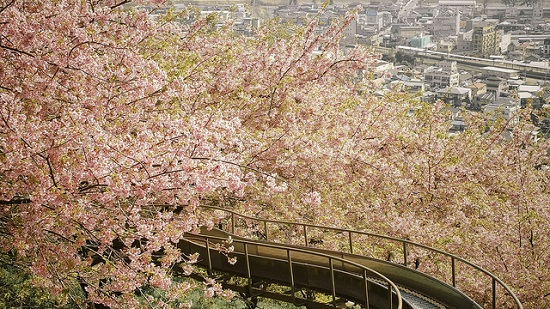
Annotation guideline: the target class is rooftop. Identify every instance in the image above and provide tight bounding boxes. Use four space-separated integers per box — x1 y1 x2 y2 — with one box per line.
481 66 520 74
438 0 476 5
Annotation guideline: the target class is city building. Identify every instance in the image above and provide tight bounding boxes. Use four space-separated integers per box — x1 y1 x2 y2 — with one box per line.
423 61 460 89
403 80 426 94
378 11 393 29
455 30 473 54
431 10 460 37
531 1 544 25
365 10 382 29
466 82 488 97
393 25 425 40
472 23 502 57
496 21 527 33
410 35 431 48
483 97 520 125
484 76 509 97
436 86 473 107
544 38 550 58
438 0 477 17
437 39 456 53
480 66 520 80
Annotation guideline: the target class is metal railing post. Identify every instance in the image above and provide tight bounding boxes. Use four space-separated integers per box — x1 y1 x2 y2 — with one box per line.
206 238 212 276
304 225 308 247
492 278 497 309
388 283 393 309
349 231 353 254
244 243 251 295
231 213 235 234
330 258 336 308
264 221 268 241
403 242 407 267
452 257 456 287
288 249 295 304
363 269 370 309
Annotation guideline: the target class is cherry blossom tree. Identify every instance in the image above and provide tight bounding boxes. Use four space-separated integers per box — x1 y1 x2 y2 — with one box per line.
1 0 549 308
206 23 550 307
0 0 371 307
233 89 550 308
0 0 247 307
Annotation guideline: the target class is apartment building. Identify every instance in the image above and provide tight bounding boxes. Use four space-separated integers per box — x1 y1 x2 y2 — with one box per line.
472 23 502 58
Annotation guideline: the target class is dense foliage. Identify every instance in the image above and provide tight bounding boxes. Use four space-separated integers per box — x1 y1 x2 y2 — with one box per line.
1 0 549 308
0 257 79 308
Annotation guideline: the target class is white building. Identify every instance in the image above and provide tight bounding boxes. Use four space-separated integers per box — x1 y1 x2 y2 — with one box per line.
363 10 393 30
480 66 520 80
424 61 460 89
483 98 520 124
438 0 477 17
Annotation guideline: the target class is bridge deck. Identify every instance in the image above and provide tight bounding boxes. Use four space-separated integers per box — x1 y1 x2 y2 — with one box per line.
178 227 480 309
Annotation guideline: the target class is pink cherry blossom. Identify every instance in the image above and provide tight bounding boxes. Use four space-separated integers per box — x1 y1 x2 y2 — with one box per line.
1 1 548 308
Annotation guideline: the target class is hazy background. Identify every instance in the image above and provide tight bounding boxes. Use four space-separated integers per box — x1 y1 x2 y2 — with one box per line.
175 0 550 6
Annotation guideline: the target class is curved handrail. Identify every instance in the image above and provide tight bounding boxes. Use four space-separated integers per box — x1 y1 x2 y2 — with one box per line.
196 205 523 309
181 232 404 309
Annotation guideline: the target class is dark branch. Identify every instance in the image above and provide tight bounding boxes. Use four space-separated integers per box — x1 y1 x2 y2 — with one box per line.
110 0 130 10
0 43 35 58
0 198 31 205
0 0 16 14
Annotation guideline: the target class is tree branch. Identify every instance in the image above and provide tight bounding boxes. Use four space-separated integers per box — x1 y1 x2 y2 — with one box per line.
36 155 58 188
0 0 15 14
110 0 130 10
0 43 34 58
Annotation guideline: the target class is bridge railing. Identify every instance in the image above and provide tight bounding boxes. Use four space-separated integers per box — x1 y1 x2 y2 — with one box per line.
183 233 403 309
197 205 522 309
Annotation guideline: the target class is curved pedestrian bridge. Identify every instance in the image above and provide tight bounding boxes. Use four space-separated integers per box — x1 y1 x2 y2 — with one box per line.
176 206 523 309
